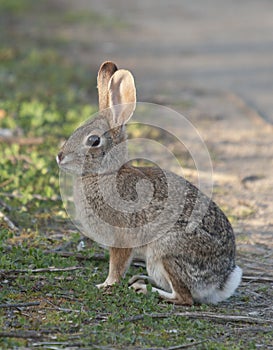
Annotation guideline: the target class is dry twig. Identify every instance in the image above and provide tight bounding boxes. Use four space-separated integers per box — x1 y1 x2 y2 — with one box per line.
0 266 84 276
44 299 80 313
124 311 273 325
167 342 205 350
32 341 83 347
242 275 273 283
0 301 40 309
0 210 19 232
0 330 42 339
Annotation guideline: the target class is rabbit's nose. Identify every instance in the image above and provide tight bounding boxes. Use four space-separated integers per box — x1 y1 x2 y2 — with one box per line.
56 151 64 164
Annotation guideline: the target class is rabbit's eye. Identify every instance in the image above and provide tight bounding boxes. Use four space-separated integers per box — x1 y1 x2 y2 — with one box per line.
86 135 101 147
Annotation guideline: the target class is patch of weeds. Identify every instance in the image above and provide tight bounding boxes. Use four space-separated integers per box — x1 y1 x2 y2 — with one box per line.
0 33 98 240
0 0 33 15
0 47 96 110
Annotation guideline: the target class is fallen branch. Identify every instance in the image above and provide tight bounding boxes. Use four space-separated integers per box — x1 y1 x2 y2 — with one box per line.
167 342 205 350
0 210 19 232
0 266 84 275
242 275 273 283
0 301 40 309
32 342 83 348
235 325 273 334
240 256 273 267
45 299 80 313
123 311 273 325
0 330 42 339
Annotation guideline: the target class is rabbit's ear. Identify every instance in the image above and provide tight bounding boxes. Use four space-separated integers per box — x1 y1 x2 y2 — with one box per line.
97 61 118 111
108 69 136 126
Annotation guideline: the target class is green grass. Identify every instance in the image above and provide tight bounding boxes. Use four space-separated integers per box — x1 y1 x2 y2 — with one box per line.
0 228 262 349
1 225 239 349
0 1 272 349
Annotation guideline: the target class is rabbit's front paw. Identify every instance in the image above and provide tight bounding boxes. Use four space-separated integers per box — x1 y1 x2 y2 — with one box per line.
96 279 117 289
96 282 109 289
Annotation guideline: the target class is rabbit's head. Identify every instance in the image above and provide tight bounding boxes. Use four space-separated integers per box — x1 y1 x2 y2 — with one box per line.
57 62 136 175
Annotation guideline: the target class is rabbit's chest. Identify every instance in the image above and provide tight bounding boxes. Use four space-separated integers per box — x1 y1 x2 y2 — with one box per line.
72 177 103 234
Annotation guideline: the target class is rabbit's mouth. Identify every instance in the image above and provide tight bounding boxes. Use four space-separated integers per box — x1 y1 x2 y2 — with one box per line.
56 152 80 174
56 151 102 176
56 151 78 167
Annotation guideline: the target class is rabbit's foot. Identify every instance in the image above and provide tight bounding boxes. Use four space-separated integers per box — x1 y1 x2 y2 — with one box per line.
130 281 148 294
129 275 158 294
96 282 113 289
96 277 118 289
128 274 156 286
129 261 194 305
130 281 193 305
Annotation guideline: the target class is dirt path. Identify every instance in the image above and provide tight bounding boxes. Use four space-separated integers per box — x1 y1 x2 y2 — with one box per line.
59 0 273 122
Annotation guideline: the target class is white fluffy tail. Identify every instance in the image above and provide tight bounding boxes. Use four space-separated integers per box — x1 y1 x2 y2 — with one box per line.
193 265 243 304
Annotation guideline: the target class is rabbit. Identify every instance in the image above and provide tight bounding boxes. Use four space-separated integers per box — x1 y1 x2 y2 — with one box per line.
56 61 242 305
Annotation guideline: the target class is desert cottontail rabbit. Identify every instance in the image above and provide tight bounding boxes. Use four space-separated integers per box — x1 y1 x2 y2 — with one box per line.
57 61 242 305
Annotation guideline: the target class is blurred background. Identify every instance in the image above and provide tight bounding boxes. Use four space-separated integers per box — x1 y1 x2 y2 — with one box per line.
68 0 273 122
2 0 273 118
1 1 273 348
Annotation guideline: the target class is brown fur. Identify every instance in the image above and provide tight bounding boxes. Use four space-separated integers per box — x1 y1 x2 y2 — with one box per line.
97 61 118 111
162 258 193 305
57 61 242 305
108 69 136 126
106 247 133 285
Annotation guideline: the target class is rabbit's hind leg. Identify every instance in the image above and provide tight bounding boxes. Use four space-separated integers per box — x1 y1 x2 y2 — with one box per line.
130 277 193 305
130 259 193 306
161 258 193 305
